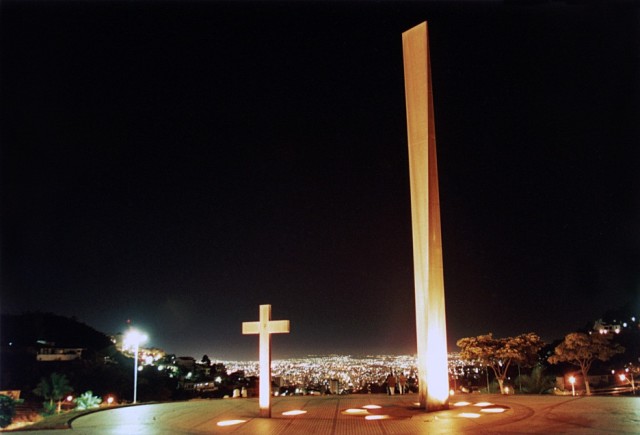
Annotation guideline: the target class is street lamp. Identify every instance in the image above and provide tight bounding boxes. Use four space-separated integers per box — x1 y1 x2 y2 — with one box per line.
568 376 576 396
619 372 636 394
124 328 147 404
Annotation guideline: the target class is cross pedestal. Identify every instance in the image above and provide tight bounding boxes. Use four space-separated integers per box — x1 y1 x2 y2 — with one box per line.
242 304 290 418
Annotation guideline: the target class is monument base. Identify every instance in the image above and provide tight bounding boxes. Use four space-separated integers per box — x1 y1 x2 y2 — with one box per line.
259 408 271 418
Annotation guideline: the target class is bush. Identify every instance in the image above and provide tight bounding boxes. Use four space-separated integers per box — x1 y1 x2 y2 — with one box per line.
0 395 16 428
41 401 57 416
74 391 102 410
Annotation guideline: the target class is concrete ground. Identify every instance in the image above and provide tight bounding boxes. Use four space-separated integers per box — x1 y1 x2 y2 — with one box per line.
14 393 640 434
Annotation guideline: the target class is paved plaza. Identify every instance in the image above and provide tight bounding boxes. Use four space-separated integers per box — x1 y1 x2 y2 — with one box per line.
16 393 640 434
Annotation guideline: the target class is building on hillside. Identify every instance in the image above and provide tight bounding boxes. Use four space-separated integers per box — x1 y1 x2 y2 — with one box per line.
594 319 621 334
36 347 84 362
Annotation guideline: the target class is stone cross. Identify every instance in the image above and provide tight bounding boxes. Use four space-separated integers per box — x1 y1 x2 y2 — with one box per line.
242 304 290 418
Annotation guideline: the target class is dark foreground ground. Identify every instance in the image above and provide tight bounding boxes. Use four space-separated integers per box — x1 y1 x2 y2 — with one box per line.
10 393 640 434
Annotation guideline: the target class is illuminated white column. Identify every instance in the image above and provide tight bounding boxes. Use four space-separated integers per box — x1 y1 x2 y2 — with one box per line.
402 21 449 411
242 304 290 418
124 328 147 404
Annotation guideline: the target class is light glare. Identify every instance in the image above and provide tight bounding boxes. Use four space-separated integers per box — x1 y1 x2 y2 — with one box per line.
481 407 507 413
282 410 307 416
217 420 246 427
342 409 369 416
365 415 390 420
424 324 450 403
459 412 481 419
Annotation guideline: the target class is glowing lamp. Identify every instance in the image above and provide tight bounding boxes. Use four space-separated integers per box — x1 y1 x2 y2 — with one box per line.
568 376 576 396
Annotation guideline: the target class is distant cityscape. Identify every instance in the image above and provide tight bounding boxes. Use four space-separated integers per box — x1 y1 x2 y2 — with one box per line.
2 311 637 406
122 315 637 395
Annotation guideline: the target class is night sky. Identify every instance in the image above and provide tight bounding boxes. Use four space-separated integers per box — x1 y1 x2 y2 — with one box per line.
2 1 638 361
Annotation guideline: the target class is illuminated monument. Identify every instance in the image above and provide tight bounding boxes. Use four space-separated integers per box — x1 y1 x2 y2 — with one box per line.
402 21 449 411
242 304 290 418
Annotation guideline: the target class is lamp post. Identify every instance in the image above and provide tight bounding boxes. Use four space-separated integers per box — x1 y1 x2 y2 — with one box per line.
625 368 636 394
568 376 576 396
486 366 490 393
619 372 636 394
124 328 147 404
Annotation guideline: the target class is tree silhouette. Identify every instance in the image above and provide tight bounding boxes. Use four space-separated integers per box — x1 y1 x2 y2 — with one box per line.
33 372 73 414
457 332 544 394
548 332 625 395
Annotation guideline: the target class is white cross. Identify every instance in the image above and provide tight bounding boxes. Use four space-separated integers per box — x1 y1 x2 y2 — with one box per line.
242 304 290 418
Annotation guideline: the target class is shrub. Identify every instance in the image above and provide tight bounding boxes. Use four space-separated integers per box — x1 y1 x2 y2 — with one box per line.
74 391 102 411
0 395 16 428
41 401 57 416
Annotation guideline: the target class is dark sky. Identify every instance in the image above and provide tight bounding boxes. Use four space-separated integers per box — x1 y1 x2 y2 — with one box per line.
2 1 639 360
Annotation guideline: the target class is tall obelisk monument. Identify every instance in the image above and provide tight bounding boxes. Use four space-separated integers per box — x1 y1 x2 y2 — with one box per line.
402 21 449 411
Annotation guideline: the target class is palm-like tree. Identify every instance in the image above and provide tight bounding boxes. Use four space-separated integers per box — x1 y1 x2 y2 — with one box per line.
33 373 73 414
516 364 556 394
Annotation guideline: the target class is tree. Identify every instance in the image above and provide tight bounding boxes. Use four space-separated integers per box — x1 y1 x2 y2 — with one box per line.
33 373 73 414
457 332 544 394
548 332 625 395
0 395 16 428
201 355 211 366
515 363 556 394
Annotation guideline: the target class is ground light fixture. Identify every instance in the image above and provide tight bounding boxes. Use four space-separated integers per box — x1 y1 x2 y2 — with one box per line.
365 415 390 420
341 408 370 416
282 410 307 416
216 420 246 427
